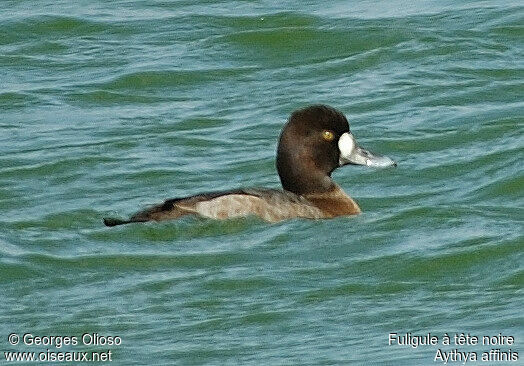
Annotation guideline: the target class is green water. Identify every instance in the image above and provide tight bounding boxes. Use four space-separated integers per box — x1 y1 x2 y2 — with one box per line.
1 1 523 364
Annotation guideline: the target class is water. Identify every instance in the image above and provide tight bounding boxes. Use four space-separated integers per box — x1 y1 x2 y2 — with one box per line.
1 1 522 364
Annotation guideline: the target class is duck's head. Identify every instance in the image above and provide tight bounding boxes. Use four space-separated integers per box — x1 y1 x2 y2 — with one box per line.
276 105 396 195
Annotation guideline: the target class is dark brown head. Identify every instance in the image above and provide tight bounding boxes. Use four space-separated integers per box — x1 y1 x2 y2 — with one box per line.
276 105 396 195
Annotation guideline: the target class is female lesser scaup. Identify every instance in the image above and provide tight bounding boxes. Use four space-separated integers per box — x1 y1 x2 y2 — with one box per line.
103 105 395 226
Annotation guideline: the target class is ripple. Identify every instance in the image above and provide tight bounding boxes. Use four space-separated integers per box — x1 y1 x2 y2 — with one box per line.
203 276 277 292
0 91 40 109
392 236 522 282
66 90 172 105
101 67 258 90
22 251 247 271
0 15 125 45
222 24 410 67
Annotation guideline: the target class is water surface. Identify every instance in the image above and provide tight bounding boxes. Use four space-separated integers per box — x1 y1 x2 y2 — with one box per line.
1 0 523 364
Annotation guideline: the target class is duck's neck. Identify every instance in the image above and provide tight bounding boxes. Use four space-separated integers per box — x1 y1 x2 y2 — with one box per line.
303 184 361 217
277 152 336 195
281 172 335 196
277 159 361 217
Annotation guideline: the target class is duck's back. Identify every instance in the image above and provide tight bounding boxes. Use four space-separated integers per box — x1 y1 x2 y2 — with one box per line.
104 188 325 226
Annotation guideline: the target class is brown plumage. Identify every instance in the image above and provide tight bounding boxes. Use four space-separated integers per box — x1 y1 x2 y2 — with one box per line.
103 105 395 226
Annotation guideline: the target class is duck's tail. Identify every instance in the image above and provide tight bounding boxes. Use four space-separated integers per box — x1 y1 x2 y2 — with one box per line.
103 198 192 227
103 217 133 227
103 211 155 226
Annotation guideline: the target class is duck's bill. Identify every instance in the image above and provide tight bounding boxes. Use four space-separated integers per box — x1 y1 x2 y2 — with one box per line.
338 132 396 168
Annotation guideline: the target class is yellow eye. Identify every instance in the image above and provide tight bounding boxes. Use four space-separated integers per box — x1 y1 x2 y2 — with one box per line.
322 130 335 142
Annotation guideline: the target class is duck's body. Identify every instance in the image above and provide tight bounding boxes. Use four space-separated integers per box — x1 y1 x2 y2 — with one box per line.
103 185 360 226
104 105 395 226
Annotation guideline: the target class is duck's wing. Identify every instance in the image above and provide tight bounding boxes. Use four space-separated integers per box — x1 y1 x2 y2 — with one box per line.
103 189 244 226
103 188 324 226
183 188 325 222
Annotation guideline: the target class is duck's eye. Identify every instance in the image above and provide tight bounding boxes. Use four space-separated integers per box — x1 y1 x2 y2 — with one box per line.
322 130 335 142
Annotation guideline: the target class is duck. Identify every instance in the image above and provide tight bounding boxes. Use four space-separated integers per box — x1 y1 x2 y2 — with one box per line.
103 105 396 226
